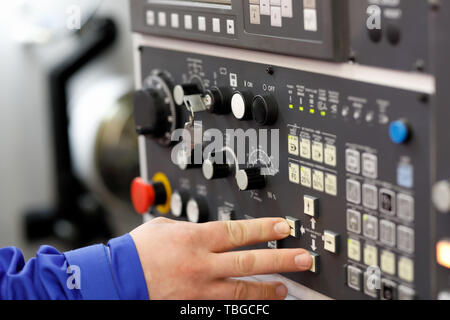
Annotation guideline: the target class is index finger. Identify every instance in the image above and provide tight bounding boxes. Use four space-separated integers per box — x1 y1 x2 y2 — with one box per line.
200 218 292 252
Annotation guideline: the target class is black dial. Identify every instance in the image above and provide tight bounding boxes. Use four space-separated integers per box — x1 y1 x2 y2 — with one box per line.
235 167 266 191
252 95 278 125
133 71 177 146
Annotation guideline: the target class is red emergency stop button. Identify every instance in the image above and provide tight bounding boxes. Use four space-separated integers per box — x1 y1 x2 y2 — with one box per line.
437 239 450 269
131 178 156 215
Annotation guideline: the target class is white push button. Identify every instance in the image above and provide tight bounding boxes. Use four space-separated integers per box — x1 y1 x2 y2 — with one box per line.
304 195 319 217
198 16 206 31
212 18 221 33
146 10 155 26
270 6 282 27
281 0 293 18
184 15 193 30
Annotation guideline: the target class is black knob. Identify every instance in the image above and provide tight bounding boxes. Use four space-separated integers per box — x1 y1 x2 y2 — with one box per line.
173 83 203 105
202 159 230 180
231 91 253 120
206 86 233 114
252 95 278 125
186 197 209 223
235 167 266 191
133 88 170 137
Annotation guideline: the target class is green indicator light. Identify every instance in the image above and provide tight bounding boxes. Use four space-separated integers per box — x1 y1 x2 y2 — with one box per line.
299 107 304 111
310 109 315 114
321 111 326 117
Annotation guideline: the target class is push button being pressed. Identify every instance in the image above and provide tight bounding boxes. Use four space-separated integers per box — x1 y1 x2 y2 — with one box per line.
131 177 167 215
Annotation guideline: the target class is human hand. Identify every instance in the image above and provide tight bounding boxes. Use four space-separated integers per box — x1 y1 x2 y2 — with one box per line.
130 217 312 300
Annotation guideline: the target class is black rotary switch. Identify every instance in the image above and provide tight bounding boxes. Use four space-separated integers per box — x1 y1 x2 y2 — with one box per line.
231 91 254 120
202 159 230 180
235 167 266 191
133 88 170 137
252 95 278 125
206 86 233 114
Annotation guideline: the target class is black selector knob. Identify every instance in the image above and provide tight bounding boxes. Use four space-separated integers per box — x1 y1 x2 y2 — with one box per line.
252 95 278 125
202 159 230 180
173 83 203 105
186 197 209 223
206 86 233 114
235 167 266 191
133 88 169 137
231 91 254 120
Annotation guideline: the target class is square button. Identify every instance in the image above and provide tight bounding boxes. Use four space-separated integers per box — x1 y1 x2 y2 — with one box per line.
363 214 378 240
226 19 235 34
300 138 311 159
397 163 414 189
381 279 397 300
381 250 396 275
250 5 261 24
288 162 300 184
380 189 396 216
397 226 414 254
346 179 361 204
397 194 414 222
380 219 396 247
304 195 319 217
364 244 378 267
347 209 361 234
301 166 312 188
312 170 324 192
398 285 415 300
325 173 337 196
362 153 378 179
346 149 360 174
146 10 155 26
312 141 323 163
184 15 193 30
260 0 271 15
323 230 339 253
212 18 221 33
347 265 362 291
281 0 293 18
198 16 206 31
158 12 167 27
270 6 282 27
364 268 380 298
398 256 414 283
286 216 301 238
363 184 378 210
288 135 299 156
324 145 337 167
309 252 320 273
348 238 361 262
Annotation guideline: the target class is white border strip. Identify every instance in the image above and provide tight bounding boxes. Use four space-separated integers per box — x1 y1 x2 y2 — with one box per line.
133 33 435 94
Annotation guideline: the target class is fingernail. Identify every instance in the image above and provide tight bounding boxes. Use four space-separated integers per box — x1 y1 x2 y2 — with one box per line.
295 252 312 269
274 221 290 235
276 285 288 298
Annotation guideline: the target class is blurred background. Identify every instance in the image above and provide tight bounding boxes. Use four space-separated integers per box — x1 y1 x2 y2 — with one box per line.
0 0 142 258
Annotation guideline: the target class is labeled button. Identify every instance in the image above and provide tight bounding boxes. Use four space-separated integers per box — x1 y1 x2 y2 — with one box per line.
362 153 378 179
301 166 312 188
324 145 337 167
363 184 378 210
346 149 361 174
270 6 282 27
312 141 323 163
260 0 271 15
364 244 378 267
212 18 221 33
288 162 300 184
226 19 235 34
348 238 361 262
300 138 311 159
288 135 299 156
363 214 378 241
281 0 293 18
309 252 320 273
347 265 362 291
397 194 414 222
380 219 396 247
347 209 361 234
312 170 324 192
325 173 337 196
198 16 206 31
398 256 414 283
364 268 381 298
286 216 301 238
397 226 414 254
381 279 397 300
381 250 396 275
250 5 261 24
323 230 339 253
304 195 319 217
380 189 396 216
184 15 193 30
398 285 415 300
346 179 361 204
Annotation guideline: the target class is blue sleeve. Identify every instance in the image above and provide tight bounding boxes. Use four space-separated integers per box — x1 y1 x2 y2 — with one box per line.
0 234 149 300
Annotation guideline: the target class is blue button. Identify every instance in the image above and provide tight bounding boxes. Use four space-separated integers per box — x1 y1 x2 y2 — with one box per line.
389 120 410 144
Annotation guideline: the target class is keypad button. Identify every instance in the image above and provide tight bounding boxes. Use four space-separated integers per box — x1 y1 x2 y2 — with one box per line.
380 219 396 247
347 209 361 234
312 170 324 192
397 194 414 222
171 13 179 28
381 250 396 275
325 173 337 196
303 8 317 31
348 238 361 262
288 162 300 184
184 15 193 30
364 244 378 267
380 189 396 216
346 149 361 174
260 0 271 15
286 216 301 238
212 18 221 33
397 226 415 254
323 230 339 253
363 214 378 240
398 256 414 283
346 179 361 204
281 0 293 18
158 12 167 27
309 252 320 273
300 138 311 159
304 195 319 217
301 166 312 188
397 163 414 188
226 19 235 34
362 153 378 179
363 184 378 210
312 141 323 163
364 268 381 298
198 16 206 31
381 279 397 300
146 10 155 26
250 5 261 24
288 135 299 156
347 265 362 291
270 6 282 27
324 145 337 167
398 285 415 300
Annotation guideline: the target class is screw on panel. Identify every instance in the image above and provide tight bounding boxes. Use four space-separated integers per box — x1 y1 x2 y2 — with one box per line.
414 60 425 72
266 66 274 75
